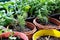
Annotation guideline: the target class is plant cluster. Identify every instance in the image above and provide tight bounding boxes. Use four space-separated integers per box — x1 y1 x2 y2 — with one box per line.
0 0 30 30
28 0 60 23
0 0 60 29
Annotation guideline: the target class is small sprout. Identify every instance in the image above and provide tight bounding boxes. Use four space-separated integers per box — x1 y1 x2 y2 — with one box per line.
9 30 13 32
9 36 17 40
9 32 16 40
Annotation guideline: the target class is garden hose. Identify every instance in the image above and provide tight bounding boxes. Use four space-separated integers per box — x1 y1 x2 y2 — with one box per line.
33 29 60 40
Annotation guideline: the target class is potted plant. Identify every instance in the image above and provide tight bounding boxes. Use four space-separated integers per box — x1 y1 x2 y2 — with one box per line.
50 13 60 21
48 0 60 20
15 0 34 22
7 14 37 40
26 0 60 23
33 16 60 29
33 29 60 40
32 0 60 30
0 1 37 40
0 26 28 40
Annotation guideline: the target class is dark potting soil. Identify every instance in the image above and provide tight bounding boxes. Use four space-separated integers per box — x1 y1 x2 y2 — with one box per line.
22 26 31 32
12 25 31 32
37 19 57 26
37 36 60 40
48 22 57 26
0 37 23 40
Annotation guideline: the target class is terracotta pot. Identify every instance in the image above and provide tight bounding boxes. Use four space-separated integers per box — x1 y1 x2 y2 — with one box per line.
7 22 37 40
0 32 28 40
33 17 60 30
24 22 37 40
50 13 60 20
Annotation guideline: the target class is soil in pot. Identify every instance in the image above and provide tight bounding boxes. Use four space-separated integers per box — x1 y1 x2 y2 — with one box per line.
36 19 57 26
3 25 32 32
7 22 35 32
37 36 60 40
8 25 32 32
7 22 36 40
7 25 32 40
34 18 59 29
21 26 32 32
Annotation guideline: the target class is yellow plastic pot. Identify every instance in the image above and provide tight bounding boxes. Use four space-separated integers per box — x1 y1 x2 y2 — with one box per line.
33 29 60 40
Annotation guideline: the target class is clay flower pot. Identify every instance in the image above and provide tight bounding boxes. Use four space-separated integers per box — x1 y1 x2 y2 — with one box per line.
7 22 37 40
0 31 28 40
24 22 37 40
33 29 60 40
33 17 60 29
50 13 60 20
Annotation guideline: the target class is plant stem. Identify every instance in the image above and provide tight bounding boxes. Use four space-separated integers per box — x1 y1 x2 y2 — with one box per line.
45 36 50 40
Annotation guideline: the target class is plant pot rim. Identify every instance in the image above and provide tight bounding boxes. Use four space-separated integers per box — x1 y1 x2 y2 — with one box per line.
7 21 37 40
33 17 60 29
7 21 37 35
33 29 60 40
26 16 35 20
24 22 37 35
50 13 60 17
0 31 28 40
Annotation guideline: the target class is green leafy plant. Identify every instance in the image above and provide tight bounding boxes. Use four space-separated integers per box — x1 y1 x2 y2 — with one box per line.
37 9 48 24
27 0 60 23
27 0 49 23
0 0 28 31
0 10 15 26
17 15 25 30
0 0 60 31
